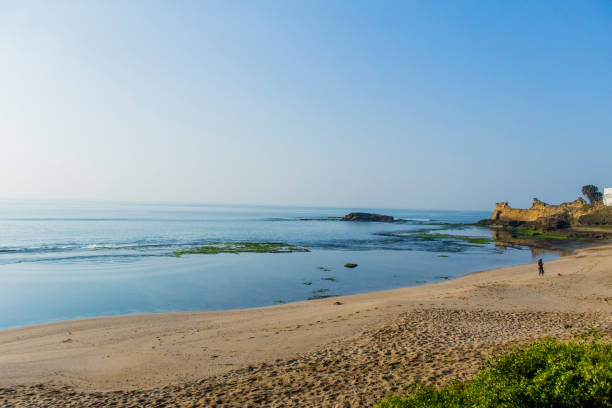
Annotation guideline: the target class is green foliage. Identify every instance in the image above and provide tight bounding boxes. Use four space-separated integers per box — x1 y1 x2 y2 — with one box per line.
379 382 468 408
378 335 612 408
582 185 603 204
303 281 312 285
344 263 358 268
170 242 309 256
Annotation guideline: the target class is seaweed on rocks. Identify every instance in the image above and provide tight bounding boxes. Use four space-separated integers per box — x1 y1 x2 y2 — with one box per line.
170 242 309 257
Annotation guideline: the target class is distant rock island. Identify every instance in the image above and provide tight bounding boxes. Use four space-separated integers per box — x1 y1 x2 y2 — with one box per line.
478 197 612 229
342 212 394 223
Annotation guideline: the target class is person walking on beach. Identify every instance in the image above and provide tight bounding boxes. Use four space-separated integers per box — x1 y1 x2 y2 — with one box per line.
538 259 544 276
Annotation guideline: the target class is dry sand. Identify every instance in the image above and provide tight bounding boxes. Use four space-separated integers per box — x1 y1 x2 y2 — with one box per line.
1 244 611 407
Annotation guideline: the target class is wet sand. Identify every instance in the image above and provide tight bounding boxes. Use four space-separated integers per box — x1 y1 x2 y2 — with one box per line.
1 245 611 407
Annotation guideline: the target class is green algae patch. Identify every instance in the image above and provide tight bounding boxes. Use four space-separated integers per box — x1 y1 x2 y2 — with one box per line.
514 228 569 240
438 255 449 258
170 242 310 257
344 263 358 268
322 277 336 282
579 224 612 230
417 233 492 245
303 281 312 285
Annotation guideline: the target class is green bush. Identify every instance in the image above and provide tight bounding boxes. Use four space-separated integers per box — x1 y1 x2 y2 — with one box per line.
378 334 612 408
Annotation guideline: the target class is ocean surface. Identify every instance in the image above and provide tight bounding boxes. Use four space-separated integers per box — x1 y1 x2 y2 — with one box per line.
0 200 560 330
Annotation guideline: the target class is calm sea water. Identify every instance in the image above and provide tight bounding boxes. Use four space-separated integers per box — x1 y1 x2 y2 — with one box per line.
0 200 559 329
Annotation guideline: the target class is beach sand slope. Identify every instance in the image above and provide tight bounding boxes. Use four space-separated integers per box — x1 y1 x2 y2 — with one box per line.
1 245 611 407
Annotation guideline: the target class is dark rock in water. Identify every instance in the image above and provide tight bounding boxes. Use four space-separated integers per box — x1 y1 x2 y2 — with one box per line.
342 212 394 222
307 294 337 300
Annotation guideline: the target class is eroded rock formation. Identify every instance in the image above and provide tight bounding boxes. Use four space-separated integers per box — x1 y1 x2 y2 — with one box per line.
490 198 588 223
479 197 610 229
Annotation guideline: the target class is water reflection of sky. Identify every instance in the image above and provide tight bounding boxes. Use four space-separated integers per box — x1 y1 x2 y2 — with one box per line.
0 202 565 329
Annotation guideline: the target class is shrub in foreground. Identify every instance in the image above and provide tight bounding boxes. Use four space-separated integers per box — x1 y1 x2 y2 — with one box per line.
378 334 612 408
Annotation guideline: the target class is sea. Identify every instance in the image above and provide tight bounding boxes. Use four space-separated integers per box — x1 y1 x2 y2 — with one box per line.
0 200 561 330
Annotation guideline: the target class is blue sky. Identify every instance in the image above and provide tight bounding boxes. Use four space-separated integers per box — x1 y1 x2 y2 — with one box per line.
0 1 610 210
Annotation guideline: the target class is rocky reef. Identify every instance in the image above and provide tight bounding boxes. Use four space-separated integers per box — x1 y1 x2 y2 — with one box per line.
478 197 611 229
342 212 394 223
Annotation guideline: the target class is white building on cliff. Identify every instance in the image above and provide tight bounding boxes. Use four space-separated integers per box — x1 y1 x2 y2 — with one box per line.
605 187 612 206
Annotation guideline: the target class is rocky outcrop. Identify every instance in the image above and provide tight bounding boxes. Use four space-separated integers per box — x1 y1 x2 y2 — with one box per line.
479 197 605 230
490 198 587 223
342 212 394 223
578 207 612 225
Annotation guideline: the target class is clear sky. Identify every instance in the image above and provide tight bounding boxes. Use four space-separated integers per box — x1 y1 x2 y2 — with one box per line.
1 1 610 210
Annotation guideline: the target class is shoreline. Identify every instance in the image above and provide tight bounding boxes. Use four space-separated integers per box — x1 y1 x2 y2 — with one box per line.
1 244 611 405
1 237 597 333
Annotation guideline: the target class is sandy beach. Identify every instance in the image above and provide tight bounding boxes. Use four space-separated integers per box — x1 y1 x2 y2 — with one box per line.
1 244 611 407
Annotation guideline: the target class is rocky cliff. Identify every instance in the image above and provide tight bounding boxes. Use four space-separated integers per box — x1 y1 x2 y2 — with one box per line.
480 197 610 229
492 198 588 222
